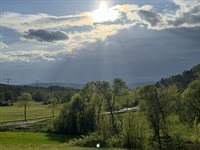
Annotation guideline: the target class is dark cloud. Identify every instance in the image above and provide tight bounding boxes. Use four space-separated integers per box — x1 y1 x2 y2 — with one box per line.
137 10 161 27
23 29 69 42
170 0 200 27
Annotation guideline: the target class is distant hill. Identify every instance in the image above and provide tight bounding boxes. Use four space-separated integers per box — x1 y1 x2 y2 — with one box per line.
25 82 152 90
24 82 83 89
25 82 154 90
127 82 154 89
156 64 200 89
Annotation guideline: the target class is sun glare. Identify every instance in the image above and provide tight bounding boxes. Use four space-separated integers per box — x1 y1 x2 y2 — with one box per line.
99 1 108 10
90 1 119 23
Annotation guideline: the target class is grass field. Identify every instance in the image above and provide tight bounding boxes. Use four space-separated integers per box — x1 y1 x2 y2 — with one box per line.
0 102 62 122
0 132 122 150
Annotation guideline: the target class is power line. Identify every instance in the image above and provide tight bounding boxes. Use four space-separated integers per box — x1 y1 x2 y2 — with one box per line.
34 80 40 87
4 78 12 85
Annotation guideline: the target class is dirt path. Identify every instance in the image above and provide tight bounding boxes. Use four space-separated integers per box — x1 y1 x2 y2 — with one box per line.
0 118 51 127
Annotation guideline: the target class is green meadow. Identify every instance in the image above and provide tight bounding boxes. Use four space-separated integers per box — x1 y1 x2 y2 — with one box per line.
0 102 62 122
0 132 122 150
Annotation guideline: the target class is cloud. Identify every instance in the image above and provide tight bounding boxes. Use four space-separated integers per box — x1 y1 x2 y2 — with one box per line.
23 29 69 42
0 12 93 32
0 42 8 49
0 0 199 62
168 0 200 27
0 49 67 62
118 0 200 29
1 1 199 32
137 10 161 27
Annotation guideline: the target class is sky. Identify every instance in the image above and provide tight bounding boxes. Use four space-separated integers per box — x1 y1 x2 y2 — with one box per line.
0 0 200 84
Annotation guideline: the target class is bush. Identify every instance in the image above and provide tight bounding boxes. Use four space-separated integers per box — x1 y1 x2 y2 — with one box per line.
166 114 198 149
120 112 150 149
0 100 13 106
68 133 105 147
192 124 200 143
107 135 121 147
98 116 113 141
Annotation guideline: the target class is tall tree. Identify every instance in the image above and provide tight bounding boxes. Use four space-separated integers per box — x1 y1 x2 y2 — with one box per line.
139 85 169 150
107 78 127 133
93 81 110 128
18 92 32 121
48 97 58 118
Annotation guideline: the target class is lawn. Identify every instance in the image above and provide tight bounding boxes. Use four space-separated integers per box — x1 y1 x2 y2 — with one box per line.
0 102 62 122
0 132 122 150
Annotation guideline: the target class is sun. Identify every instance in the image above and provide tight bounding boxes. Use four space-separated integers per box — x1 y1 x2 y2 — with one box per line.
89 1 119 23
99 1 108 10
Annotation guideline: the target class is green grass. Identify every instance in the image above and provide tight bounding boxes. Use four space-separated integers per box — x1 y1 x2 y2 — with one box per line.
0 132 122 150
0 102 62 122
0 144 122 150
0 132 70 144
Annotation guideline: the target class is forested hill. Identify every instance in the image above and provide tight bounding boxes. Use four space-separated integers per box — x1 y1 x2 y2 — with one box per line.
156 64 200 89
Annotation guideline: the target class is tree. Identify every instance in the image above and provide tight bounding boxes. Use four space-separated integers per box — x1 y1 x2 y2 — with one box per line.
120 112 150 149
139 85 169 150
54 93 96 135
48 97 58 118
18 92 32 121
157 85 181 115
81 81 96 102
107 78 127 133
93 81 110 128
181 80 200 125
32 91 47 102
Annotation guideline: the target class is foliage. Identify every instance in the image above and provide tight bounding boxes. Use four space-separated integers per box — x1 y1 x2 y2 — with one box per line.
120 112 150 149
0 84 77 105
1 64 200 149
157 85 181 115
139 85 170 150
68 133 105 147
181 80 200 124
156 64 200 89
107 78 128 134
32 91 47 102
18 92 33 121
54 93 96 135
48 97 58 118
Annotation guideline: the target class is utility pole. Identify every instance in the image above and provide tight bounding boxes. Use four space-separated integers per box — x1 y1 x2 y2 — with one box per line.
34 80 39 87
4 78 12 85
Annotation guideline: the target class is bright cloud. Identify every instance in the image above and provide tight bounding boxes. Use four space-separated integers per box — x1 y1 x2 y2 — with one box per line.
0 0 199 62
0 50 67 62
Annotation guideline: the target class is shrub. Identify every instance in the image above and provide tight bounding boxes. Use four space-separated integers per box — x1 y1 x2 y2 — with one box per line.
120 112 150 149
68 133 105 147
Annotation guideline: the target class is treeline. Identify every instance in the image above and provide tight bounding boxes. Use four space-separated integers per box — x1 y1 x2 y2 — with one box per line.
0 85 78 106
52 64 200 149
156 64 200 89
